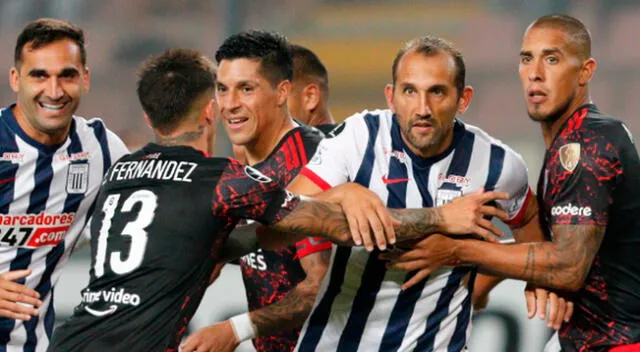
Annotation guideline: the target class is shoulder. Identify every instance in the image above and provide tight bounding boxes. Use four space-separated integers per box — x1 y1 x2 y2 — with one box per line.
463 121 526 165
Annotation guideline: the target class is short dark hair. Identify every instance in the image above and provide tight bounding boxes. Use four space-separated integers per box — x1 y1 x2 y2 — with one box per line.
289 44 329 96
15 18 86 67
391 36 466 97
215 30 292 87
137 49 216 134
529 14 591 59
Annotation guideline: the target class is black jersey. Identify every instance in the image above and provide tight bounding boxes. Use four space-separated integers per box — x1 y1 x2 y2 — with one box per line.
537 105 640 351
237 126 331 352
49 144 297 352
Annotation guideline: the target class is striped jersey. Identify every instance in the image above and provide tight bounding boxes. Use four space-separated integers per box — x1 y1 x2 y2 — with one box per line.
0 104 128 350
297 109 531 352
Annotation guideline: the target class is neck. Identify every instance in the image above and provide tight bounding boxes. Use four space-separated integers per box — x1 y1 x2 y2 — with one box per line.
540 89 590 148
12 104 69 146
307 106 335 127
244 113 297 165
155 123 208 153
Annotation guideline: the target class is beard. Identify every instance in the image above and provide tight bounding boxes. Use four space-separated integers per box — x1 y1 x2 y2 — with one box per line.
527 92 575 125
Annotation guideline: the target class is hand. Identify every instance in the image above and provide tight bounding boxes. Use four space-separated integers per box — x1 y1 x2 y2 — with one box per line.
0 269 41 321
180 321 239 352
524 284 574 330
333 183 399 252
379 234 460 290
438 188 509 242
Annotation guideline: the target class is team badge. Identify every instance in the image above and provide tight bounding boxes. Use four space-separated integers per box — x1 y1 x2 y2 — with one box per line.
67 163 89 194
244 166 273 183
435 183 463 206
559 143 580 172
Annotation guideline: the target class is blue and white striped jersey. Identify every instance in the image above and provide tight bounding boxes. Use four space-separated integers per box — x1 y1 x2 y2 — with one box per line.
297 109 531 352
0 104 128 350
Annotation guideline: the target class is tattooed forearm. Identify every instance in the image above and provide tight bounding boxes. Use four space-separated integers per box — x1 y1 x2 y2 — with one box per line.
249 250 330 336
155 124 205 146
389 207 443 241
271 199 446 245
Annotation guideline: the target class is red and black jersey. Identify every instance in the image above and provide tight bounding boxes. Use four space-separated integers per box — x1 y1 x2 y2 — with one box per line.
238 125 331 352
49 144 297 352
537 104 640 351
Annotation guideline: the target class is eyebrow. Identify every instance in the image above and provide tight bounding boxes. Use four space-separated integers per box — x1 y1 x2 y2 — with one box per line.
27 67 80 77
520 47 563 56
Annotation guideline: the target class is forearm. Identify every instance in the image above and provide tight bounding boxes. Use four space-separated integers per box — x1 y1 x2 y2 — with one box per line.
248 281 317 337
455 240 586 291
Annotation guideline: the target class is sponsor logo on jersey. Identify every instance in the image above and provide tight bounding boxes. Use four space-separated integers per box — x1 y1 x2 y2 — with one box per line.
381 175 409 185
0 212 75 248
67 163 89 194
58 151 91 162
244 165 273 183
281 190 297 209
558 143 580 172
384 149 408 164
82 287 142 316
325 122 346 138
0 152 24 163
241 249 267 271
550 203 592 217
438 173 472 186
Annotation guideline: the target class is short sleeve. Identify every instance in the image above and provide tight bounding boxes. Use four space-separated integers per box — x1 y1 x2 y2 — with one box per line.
494 148 532 227
548 135 621 226
212 161 300 225
106 128 130 162
301 114 367 190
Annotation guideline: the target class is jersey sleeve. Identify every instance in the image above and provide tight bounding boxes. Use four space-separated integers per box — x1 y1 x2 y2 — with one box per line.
494 147 532 228
295 237 332 258
106 128 130 162
548 133 622 226
300 114 367 190
212 160 300 225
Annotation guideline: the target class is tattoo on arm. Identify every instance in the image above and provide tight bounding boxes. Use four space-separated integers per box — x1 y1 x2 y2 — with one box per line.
155 125 205 146
519 224 605 290
250 250 331 337
270 199 444 245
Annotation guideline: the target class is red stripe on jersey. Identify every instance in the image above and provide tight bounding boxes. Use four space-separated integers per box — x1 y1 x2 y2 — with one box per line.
300 167 332 191
295 237 331 259
504 187 533 228
610 343 640 352
282 143 293 170
294 132 308 166
287 137 301 169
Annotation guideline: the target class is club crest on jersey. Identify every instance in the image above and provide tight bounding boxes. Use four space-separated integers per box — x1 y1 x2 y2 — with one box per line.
436 183 463 206
559 143 580 172
244 166 272 183
67 163 89 194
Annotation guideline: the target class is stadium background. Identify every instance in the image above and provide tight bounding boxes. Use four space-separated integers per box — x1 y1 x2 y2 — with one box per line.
1 1 638 351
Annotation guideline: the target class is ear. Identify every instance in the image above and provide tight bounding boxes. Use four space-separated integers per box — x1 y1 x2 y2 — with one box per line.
456 86 474 114
276 80 292 106
579 58 596 86
203 98 217 126
384 84 395 113
302 83 321 112
9 67 19 93
143 113 153 129
83 66 91 93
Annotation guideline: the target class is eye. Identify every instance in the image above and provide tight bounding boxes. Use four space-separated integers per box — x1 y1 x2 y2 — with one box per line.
432 88 444 96
242 86 254 93
520 56 532 64
403 87 415 94
216 85 227 93
546 56 559 64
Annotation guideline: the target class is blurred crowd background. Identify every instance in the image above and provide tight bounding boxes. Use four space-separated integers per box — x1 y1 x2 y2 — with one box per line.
1 1 638 351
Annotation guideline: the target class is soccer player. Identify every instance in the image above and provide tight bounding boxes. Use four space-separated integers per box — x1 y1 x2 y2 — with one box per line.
49 48 509 352
284 35 545 352
383 15 640 351
183 33 332 352
0 18 128 349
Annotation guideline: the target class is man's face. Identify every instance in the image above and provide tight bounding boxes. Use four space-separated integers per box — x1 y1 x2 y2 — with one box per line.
519 26 583 122
385 50 468 157
10 39 90 143
215 58 285 147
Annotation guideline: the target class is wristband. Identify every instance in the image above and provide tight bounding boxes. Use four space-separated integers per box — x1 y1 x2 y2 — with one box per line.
229 312 257 342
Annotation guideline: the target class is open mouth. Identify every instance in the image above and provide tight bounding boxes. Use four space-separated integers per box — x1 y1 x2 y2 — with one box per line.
528 89 547 103
38 102 66 112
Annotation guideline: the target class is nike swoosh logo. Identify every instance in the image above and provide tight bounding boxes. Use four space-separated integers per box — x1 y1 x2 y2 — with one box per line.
85 305 118 317
382 175 410 185
0 177 15 185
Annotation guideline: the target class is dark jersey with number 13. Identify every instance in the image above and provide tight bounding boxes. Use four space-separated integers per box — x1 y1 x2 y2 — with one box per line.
49 143 297 352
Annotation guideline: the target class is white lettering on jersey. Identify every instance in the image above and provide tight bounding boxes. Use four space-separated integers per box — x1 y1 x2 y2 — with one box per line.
550 203 592 217
108 160 197 183
241 249 268 271
0 212 76 248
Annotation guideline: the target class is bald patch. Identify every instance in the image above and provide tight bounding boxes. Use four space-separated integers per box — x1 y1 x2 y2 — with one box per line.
528 15 591 60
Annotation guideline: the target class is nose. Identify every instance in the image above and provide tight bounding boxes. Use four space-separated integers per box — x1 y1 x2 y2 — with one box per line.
417 93 431 117
46 77 64 100
218 89 241 113
528 58 544 82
